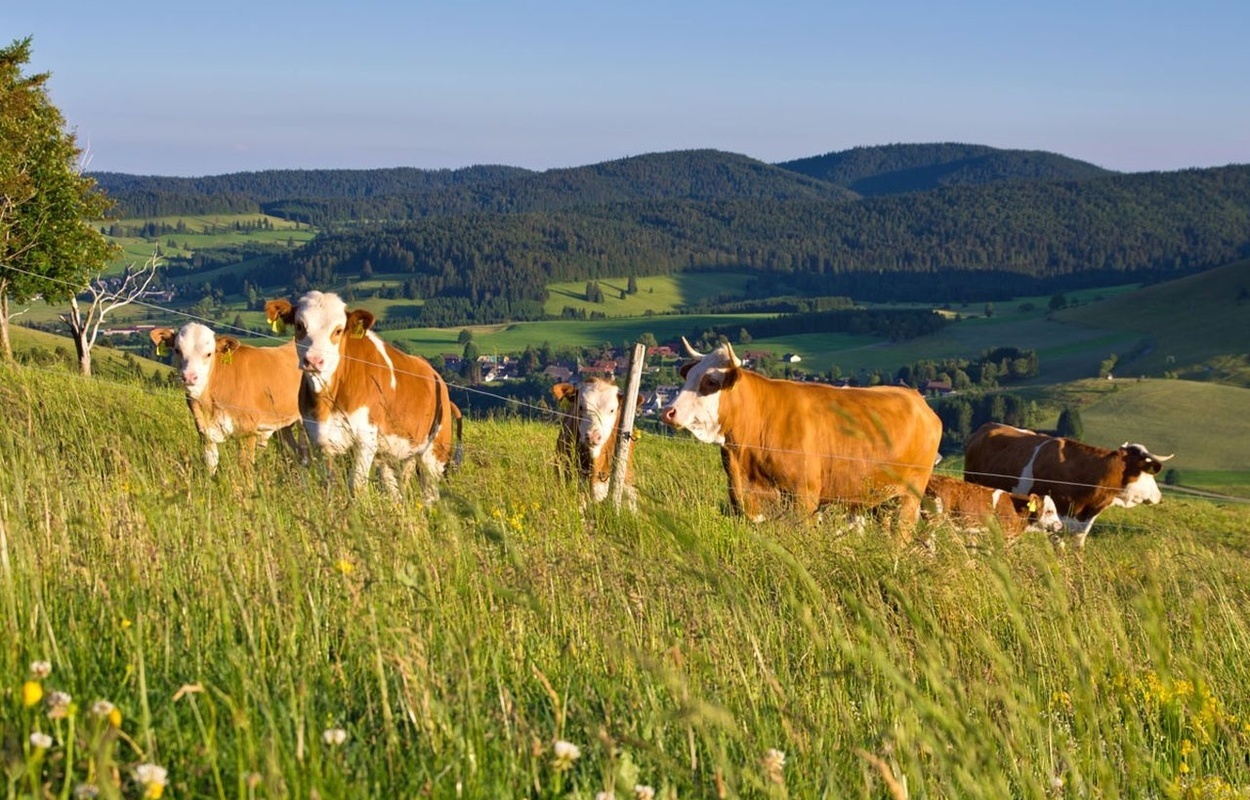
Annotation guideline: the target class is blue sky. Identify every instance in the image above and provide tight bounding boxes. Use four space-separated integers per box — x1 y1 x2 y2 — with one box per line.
5 0 1248 177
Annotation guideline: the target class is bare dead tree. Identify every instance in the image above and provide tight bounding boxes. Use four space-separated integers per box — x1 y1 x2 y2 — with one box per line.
62 251 162 377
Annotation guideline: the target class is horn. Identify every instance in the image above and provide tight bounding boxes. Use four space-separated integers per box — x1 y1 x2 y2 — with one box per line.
723 340 743 368
681 336 705 359
1151 453 1175 462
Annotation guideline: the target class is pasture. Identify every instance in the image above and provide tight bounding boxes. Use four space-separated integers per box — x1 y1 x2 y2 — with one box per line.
3 362 1250 798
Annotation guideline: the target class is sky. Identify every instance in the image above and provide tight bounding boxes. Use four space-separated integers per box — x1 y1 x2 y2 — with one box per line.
5 0 1249 178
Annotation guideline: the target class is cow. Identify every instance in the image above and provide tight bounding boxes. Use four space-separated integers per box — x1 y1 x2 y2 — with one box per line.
923 474 1064 543
552 378 641 508
150 323 306 474
264 291 461 501
963 422 1173 548
659 338 942 533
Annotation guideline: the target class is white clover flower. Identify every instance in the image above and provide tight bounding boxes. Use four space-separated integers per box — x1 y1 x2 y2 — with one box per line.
133 764 168 799
29 660 52 680
764 748 786 785
323 728 348 746
595 792 615 800
552 739 581 771
90 700 116 717
634 785 656 800
29 732 53 750
46 691 73 719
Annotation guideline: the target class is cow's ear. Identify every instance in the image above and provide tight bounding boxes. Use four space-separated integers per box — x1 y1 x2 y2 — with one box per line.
720 366 741 390
1027 495 1040 513
264 299 295 332
149 328 175 356
217 336 240 355
678 361 695 379
552 382 577 402
347 310 375 338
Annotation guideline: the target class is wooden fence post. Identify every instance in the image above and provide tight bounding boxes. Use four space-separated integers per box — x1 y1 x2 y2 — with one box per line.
610 342 647 509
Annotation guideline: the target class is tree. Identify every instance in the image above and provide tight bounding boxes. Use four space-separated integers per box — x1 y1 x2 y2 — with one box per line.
1056 406 1084 440
1 38 117 362
627 274 638 294
457 328 473 345
62 253 162 376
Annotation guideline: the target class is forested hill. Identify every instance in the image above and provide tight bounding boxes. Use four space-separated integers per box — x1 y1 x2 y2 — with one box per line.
91 150 854 222
775 143 1115 196
265 164 1250 323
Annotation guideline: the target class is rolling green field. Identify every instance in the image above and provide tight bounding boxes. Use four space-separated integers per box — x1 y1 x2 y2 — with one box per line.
543 273 754 317
4 363 1250 798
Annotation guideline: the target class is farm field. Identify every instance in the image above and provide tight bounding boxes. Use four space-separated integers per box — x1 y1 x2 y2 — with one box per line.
3 363 1250 798
543 273 754 317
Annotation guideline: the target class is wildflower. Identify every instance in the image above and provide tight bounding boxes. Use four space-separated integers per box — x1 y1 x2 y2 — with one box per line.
91 699 123 727
120 618 133 630
73 785 100 799
323 728 348 746
763 748 786 785
1178 761 1190 775
634 785 656 800
595 792 615 800
29 660 52 680
552 740 581 771
46 691 72 719
22 680 44 708
134 764 168 799
1179 738 1194 757
334 558 354 576
29 732 53 750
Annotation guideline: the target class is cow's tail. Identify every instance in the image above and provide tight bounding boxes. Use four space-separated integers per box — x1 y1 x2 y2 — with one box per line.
447 395 464 475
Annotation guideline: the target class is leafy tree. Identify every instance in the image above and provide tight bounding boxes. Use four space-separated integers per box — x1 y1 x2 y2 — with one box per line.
1049 293 1068 311
457 328 473 345
1056 406 1084 440
627 274 638 294
0 37 117 361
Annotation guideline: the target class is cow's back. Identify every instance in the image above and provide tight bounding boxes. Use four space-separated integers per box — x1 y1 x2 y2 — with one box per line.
963 422 1046 493
205 341 302 430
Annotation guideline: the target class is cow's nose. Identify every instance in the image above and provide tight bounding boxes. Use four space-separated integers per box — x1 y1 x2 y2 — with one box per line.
181 370 197 385
304 352 324 372
660 407 676 426
587 430 602 446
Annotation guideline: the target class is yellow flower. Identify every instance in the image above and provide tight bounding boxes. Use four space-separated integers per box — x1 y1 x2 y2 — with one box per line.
334 558 354 576
1178 761 1190 774
108 707 123 728
22 681 44 708
120 618 133 630
134 764 167 799
1179 739 1194 757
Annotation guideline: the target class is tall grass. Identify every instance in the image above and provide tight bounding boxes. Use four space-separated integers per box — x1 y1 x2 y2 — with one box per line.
3 363 1249 798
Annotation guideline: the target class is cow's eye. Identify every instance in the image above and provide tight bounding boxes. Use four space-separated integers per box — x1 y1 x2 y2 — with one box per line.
294 323 306 338
698 373 721 396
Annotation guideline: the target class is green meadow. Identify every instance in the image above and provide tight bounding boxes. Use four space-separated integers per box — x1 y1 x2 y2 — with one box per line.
4 363 1250 798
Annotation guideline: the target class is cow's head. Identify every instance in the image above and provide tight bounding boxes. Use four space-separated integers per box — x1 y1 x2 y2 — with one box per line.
553 378 639 459
150 323 239 400
266 292 374 393
1113 443 1174 507
659 337 743 444
1019 493 1064 534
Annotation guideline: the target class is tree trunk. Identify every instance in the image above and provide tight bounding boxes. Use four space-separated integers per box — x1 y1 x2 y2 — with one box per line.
73 328 91 377
0 291 11 364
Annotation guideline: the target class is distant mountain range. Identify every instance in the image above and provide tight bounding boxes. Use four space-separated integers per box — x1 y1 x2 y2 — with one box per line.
89 143 1250 322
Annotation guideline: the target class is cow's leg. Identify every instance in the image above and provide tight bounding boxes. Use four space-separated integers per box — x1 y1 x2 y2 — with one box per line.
350 431 379 496
202 437 220 475
238 433 259 475
378 461 402 501
721 449 759 520
414 447 443 504
279 424 312 467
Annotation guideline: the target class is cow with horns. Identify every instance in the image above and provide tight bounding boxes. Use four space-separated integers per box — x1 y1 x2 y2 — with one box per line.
659 338 942 533
962 422 1173 548
265 291 461 501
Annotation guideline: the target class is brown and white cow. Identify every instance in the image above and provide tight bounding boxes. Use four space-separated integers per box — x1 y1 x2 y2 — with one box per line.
923 474 1063 542
151 323 306 474
552 378 641 508
265 291 460 501
963 422 1173 548
659 338 942 532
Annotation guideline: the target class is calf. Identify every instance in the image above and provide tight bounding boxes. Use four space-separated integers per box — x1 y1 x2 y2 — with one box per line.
923 474 1063 543
964 422 1173 548
552 378 640 507
151 323 305 474
265 292 460 501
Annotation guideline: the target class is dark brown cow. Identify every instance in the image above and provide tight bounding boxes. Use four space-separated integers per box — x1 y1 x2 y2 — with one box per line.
923 474 1063 542
659 338 942 531
552 378 641 507
963 422 1173 547
151 323 305 473
265 291 460 500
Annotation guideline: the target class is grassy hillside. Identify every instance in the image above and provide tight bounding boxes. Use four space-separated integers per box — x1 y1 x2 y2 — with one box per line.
543 273 754 317
1058 259 1250 384
3 364 1250 798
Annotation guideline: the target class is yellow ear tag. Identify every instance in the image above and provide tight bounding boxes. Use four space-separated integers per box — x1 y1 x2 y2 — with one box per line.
220 351 233 365
350 320 367 339
1027 498 1038 512
155 342 169 357
269 318 286 335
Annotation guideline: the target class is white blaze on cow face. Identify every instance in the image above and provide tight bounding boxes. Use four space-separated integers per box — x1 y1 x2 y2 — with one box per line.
170 323 219 400
576 380 622 459
291 291 349 393
660 339 742 444
1115 443 1164 507
1033 495 1064 533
